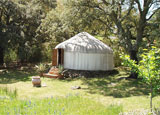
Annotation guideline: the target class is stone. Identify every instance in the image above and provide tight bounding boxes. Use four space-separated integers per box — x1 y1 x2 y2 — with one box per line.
71 86 81 90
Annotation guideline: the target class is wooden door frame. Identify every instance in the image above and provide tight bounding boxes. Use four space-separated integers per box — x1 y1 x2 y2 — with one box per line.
52 48 64 66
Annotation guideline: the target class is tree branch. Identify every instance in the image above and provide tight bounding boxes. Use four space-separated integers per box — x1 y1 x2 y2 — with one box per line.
142 0 153 18
101 0 109 6
111 11 133 51
79 2 109 15
147 7 160 21
96 17 112 30
135 0 142 15
120 0 134 22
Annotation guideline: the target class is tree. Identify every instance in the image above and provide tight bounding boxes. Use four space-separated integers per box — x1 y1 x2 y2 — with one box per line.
37 2 79 44
16 0 45 62
62 0 160 78
0 0 22 64
38 0 111 44
121 46 160 112
0 0 52 64
145 10 160 48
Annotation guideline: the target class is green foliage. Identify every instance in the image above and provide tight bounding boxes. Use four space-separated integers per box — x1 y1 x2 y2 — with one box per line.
143 10 160 49
37 6 75 43
121 55 138 73
121 47 160 90
121 46 160 111
0 0 51 63
138 48 160 88
40 44 53 62
4 49 17 63
1 0 160 64
58 65 64 74
35 63 47 73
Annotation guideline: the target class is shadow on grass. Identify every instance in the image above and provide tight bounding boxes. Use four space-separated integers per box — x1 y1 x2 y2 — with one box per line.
60 68 150 98
0 69 37 84
80 73 150 98
48 67 151 98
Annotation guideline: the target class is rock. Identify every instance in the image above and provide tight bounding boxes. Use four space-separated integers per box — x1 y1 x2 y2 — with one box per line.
71 86 81 90
110 83 116 86
0 69 7 73
42 83 47 87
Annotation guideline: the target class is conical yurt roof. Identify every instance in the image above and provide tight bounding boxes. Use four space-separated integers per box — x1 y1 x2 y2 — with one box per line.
55 32 113 53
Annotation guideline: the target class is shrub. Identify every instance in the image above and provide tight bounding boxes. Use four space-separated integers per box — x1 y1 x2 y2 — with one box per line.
121 46 160 112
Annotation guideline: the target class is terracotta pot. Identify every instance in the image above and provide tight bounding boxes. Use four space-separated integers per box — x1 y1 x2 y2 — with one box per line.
49 71 54 74
39 72 44 77
32 76 41 87
57 73 63 78
49 68 59 74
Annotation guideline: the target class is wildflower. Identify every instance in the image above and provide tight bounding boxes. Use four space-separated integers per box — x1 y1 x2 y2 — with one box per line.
51 96 53 99
14 108 16 113
29 100 31 105
18 108 20 113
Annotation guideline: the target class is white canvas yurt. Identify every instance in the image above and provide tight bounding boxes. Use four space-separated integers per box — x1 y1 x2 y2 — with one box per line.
52 32 114 71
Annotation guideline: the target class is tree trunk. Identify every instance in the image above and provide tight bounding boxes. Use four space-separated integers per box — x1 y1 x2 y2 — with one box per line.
128 50 138 79
0 46 4 65
150 82 153 113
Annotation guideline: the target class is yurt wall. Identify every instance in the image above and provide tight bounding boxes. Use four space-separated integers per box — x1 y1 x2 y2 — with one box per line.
64 52 113 70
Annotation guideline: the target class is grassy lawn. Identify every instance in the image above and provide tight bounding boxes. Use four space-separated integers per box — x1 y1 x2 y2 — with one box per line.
0 93 122 115
0 67 160 114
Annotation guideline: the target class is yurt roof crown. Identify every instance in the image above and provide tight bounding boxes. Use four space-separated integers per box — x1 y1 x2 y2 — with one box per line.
55 32 113 53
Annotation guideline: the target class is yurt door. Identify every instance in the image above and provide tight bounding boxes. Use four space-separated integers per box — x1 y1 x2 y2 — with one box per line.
52 48 64 66
58 48 64 66
52 49 58 66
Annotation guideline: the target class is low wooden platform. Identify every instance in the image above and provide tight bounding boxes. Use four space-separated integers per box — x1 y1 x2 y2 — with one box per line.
43 73 59 78
42 67 63 79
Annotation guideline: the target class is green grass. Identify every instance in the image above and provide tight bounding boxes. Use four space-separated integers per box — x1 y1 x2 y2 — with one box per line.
0 67 160 113
0 91 122 115
0 86 17 98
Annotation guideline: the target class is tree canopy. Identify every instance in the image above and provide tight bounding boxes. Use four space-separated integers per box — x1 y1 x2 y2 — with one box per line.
0 0 160 65
0 0 56 64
